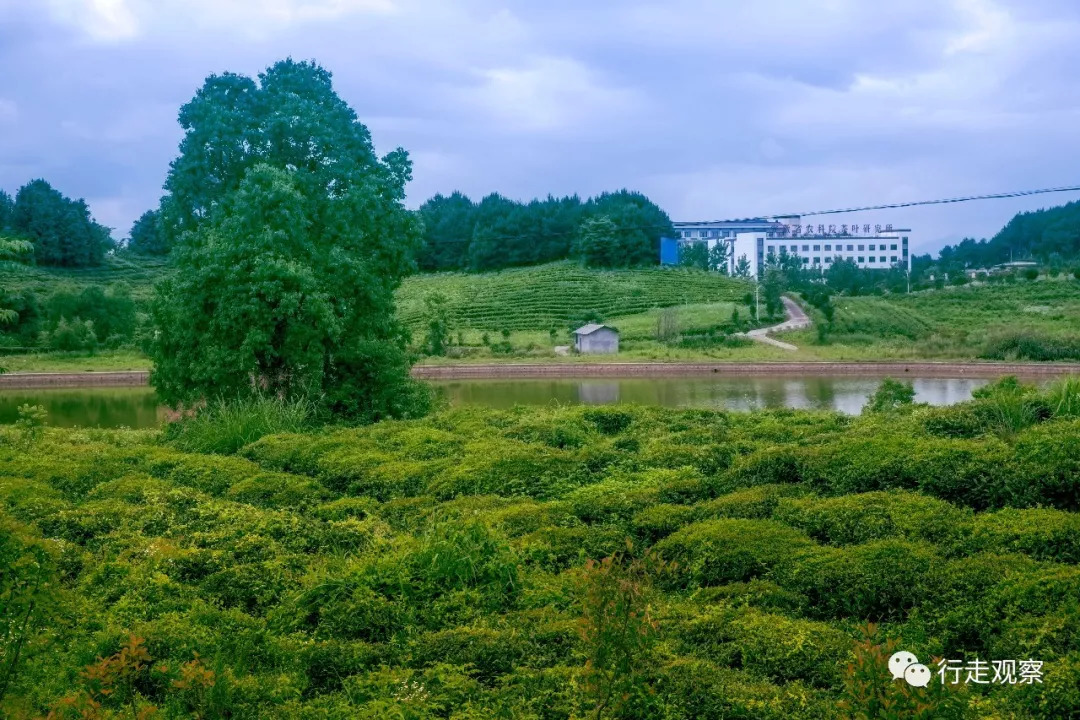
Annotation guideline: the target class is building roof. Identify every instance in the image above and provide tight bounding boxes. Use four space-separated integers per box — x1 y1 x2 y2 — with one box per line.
574 323 616 336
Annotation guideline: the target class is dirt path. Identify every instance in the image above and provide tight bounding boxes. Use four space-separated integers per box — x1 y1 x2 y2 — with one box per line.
2 361 1077 389
744 296 812 351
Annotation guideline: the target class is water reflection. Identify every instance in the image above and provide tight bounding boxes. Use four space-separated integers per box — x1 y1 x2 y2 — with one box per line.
0 387 166 429
0 376 999 429
433 376 994 415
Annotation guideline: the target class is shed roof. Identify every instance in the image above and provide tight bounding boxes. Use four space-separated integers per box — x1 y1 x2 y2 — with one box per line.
574 323 616 336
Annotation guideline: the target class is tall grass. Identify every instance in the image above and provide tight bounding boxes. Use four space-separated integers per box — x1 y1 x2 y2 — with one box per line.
980 331 1080 361
1047 376 1080 418
166 395 317 455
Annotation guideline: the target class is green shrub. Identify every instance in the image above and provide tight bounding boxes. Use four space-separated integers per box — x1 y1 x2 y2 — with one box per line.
1009 420 1080 510
723 447 804 488
691 579 807 614
515 525 626 573
997 652 1080 719
955 508 1080 563
770 539 936 620
655 518 815 588
922 552 1041 652
409 626 530 682
407 521 521 606
697 484 811 521
581 406 635 435
918 404 986 438
226 471 334 509
564 478 660 526
311 496 379 522
798 435 1012 510
863 377 915 414
678 606 853 688
631 503 697 542
167 395 316 455
14 404 47 447
427 440 581 500
774 490 969 546
655 659 834 720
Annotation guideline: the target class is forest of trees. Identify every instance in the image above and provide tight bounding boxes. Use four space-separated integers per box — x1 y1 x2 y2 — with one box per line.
936 199 1080 269
0 181 113 266
416 189 673 271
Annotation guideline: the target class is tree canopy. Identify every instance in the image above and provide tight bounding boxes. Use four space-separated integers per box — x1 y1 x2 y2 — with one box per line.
126 209 168 255
417 189 673 271
5 180 113 266
148 59 427 421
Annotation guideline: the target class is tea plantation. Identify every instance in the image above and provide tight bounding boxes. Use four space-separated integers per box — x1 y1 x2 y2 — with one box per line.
3 382 1080 718
396 262 752 332
0 254 168 302
821 278 1080 359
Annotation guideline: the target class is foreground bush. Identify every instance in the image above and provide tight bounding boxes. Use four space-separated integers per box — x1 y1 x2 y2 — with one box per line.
3 395 1080 717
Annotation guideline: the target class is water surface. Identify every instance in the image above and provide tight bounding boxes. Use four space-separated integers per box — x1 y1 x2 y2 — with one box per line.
0 376 994 429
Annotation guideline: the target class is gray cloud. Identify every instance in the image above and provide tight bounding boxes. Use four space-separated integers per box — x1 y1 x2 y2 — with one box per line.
1 0 1079 252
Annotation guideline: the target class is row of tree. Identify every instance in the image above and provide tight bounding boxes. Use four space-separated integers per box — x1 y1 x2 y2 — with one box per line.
416 189 673 271
0 182 114 267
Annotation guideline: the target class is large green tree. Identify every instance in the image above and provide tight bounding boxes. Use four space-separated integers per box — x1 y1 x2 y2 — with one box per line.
10 180 113 266
149 59 426 421
126 209 168 255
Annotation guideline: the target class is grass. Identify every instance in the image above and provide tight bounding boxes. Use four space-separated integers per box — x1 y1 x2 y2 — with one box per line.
2 386 1079 717
0 348 151 373
165 394 317 454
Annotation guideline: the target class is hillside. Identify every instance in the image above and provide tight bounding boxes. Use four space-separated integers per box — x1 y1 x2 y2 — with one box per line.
816 278 1080 358
3 384 1080 717
397 261 753 332
0 253 167 301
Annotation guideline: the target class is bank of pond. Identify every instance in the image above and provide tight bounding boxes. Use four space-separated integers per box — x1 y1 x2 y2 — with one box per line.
1 377 1079 718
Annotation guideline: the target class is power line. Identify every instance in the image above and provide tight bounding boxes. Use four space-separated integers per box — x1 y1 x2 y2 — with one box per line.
790 184 1080 217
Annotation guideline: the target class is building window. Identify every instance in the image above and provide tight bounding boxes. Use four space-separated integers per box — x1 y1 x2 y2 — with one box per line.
824 245 831 251
813 245 820 251
802 257 809 263
869 244 876 251
891 256 898 263
880 257 886 262
858 257 864 263
846 245 853 251
902 236 909 244
858 245 865 251
890 244 897 250
802 245 809 252
813 257 821 263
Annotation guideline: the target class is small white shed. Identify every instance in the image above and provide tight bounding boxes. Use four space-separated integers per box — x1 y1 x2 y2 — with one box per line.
573 324 619 354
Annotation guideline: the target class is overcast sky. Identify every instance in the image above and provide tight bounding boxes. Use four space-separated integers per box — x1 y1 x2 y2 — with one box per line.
2 0 1080 254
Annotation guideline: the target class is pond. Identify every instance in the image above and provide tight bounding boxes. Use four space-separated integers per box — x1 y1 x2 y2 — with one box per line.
0 375 996 429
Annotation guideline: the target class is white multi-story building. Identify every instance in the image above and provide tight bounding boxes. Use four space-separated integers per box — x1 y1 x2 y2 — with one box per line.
671 216 912 277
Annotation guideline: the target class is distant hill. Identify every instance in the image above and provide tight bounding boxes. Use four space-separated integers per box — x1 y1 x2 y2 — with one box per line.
938 199 1080 268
